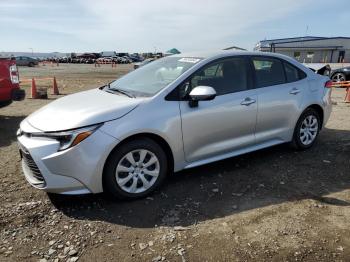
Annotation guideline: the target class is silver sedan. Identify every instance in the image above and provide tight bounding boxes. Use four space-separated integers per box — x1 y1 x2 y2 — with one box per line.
17 51 332 199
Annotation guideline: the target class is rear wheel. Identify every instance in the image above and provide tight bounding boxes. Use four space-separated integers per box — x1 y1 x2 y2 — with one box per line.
103 138 168 200
331 72 346 82
291 108 321 150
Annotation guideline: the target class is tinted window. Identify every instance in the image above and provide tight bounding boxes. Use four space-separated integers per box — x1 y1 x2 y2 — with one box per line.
252 57 285 87
284 62 301 82
188 57 249 96
285 62 307 82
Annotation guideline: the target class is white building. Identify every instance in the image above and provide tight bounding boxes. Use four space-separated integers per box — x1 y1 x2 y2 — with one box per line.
255 36 350 63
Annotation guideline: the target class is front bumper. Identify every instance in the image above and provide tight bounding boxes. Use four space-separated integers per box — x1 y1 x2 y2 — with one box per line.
17 122 119 194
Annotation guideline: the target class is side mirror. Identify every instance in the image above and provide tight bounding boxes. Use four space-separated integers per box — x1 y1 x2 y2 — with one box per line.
188 86 216 107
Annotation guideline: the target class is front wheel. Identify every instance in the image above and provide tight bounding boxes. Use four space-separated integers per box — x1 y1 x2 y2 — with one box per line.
103 138 168 200
291 108 321 150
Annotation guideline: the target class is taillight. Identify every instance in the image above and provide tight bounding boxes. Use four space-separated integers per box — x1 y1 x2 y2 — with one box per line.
9 65 19 84
324 80 333 88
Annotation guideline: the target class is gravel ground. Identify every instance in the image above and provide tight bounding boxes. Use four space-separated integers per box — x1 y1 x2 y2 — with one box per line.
0 64 349 262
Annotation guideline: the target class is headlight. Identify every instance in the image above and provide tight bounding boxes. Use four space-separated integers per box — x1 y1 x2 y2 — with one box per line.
31 124 102 151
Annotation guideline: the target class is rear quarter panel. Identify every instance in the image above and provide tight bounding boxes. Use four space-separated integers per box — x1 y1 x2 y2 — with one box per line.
281 55 331 128
304 75 331 127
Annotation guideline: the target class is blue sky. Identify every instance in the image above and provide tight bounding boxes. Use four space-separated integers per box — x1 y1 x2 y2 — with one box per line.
0 0 349 53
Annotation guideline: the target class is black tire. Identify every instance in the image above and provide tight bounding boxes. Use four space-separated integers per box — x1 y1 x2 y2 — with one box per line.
103 138 168 200
0 100 12 108
290 108 321 150
28 62 34 67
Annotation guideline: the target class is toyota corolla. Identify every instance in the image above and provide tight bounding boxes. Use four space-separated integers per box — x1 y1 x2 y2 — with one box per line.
17 51 332 199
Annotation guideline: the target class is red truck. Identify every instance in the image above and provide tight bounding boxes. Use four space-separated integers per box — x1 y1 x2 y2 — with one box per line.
0 57 25 108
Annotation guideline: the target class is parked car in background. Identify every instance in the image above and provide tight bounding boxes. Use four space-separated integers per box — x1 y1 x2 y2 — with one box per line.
58 57 69 63
0 57 25 107
116 57 127 64
330 66 350 82
134 58 155 69
96 57 113 64
17 51 332 200
122 56 133 64
15 56 39 67
304 63 331 77
118 57 130 64
129 54 143 62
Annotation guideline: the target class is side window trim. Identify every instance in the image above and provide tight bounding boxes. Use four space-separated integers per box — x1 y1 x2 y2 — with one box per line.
247 56 257 89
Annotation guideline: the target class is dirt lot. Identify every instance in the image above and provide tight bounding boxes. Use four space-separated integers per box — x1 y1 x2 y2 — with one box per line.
0 64 349 262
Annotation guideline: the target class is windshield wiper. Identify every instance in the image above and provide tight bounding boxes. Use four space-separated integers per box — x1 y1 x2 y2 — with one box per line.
107 84 135 98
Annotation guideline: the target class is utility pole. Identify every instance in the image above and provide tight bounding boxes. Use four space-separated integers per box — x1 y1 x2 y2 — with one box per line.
305 25 309 36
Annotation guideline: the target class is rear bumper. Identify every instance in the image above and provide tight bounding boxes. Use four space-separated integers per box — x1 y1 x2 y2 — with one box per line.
0 87 25 107
12 88 25 101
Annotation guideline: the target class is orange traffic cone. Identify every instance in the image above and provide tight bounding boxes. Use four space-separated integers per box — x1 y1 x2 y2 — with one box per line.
31 78 37 99
52 77 59 95
345 88 350 103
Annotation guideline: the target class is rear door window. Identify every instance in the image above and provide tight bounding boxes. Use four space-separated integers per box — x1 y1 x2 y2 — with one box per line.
252 57 286 88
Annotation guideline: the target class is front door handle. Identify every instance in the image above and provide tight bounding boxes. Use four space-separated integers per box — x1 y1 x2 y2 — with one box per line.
289 88 300 95
241 97 256 106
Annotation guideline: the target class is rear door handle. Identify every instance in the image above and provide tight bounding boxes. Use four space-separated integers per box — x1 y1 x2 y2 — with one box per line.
289 88 300 95
241 97 256 106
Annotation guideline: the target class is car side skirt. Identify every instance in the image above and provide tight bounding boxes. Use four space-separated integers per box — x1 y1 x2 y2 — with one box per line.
184 139 285 169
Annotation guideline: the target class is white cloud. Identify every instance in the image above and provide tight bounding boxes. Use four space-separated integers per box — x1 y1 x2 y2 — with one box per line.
74 0 313 51
0 0 319 52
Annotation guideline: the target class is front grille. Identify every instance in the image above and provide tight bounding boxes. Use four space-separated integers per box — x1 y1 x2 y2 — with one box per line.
20 149 46 187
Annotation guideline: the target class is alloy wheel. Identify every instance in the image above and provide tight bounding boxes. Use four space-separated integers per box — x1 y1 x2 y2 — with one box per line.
299 115 318 146
332 73 346 82
115 149 160 194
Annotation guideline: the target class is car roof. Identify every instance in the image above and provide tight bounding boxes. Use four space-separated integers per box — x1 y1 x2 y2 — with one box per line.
171 50 291 60
169 50 313 77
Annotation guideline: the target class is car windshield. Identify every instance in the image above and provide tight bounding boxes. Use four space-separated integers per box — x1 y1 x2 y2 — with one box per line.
108 56 202 97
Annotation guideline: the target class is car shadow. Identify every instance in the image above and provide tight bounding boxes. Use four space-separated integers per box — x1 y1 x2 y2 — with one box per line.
49 127 350 228
0 115 25 148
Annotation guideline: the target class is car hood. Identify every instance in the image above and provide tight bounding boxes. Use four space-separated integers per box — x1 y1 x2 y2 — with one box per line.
26 88 143 132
